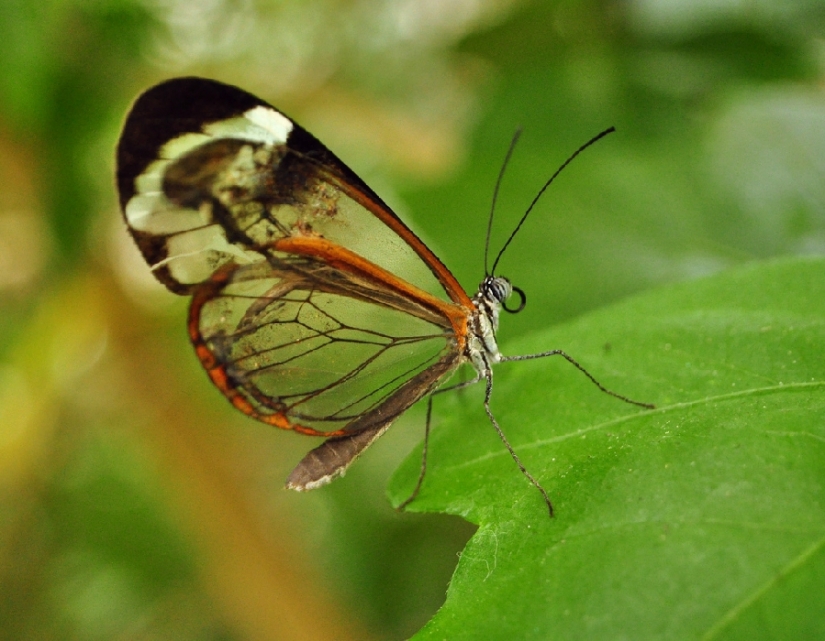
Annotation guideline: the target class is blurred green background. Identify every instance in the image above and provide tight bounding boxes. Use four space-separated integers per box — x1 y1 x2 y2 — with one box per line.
1 0 824 639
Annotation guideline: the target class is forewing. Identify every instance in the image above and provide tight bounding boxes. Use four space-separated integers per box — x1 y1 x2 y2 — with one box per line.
116 77 468 304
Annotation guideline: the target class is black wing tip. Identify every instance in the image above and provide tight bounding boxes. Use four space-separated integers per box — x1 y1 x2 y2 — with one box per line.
125 77 268 122
116 77 275 206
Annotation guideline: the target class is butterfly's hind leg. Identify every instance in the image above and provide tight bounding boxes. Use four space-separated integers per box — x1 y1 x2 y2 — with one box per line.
396 375 482 510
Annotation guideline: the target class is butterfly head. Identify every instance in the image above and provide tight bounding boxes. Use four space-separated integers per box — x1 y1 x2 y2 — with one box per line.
478 275 527 322
480 275 511 303
484 275 527 314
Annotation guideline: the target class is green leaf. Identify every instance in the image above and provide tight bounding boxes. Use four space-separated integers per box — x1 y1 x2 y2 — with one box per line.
388 257 825 640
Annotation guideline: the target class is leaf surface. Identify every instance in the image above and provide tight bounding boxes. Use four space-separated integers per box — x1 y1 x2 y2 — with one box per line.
389 257 825 640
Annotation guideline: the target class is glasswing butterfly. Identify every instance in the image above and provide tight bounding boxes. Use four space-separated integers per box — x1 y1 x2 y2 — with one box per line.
116 77 652 517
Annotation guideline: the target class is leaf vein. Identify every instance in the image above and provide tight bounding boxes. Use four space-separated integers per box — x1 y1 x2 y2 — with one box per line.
446 380 825 471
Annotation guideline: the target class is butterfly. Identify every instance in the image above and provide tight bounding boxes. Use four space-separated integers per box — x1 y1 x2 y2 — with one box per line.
116 77 652 516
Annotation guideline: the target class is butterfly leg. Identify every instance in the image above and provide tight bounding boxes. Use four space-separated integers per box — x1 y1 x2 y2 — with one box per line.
482 373 555 517
501 349 654 409
396 374 482 511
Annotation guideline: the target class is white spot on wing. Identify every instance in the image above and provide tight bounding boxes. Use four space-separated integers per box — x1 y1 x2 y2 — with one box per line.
161 133 210 161
125 195 208 234
243 106 293 143
200 111 291 146
157 225 261 285
287 474 338 491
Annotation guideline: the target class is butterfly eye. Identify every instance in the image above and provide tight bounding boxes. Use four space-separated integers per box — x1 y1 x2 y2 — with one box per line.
502 285 526 314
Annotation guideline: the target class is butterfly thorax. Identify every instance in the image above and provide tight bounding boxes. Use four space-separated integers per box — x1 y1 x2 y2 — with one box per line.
466 275 512 375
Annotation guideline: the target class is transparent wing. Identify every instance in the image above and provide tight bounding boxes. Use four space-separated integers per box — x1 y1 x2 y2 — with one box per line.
190 257 461 436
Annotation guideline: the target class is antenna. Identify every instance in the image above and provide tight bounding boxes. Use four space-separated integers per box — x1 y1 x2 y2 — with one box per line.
490 126 616 276
484 129 523 276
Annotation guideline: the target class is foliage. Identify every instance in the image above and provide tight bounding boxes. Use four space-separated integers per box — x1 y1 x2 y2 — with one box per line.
392 257 825 639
